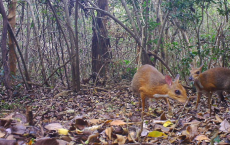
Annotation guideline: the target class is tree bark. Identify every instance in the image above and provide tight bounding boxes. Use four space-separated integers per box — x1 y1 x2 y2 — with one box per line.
63 0 79 91
0 0 12 95
8 0 17 77
91 0 110 79
75 0 81 91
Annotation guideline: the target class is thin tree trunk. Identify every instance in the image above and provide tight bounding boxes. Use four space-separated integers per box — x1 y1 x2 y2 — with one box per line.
0 0 12 96
8 0 17 77
63 0 78 91
25 3 30 69
75 0 81 91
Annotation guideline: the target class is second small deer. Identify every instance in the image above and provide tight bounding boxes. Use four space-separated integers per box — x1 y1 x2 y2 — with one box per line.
189 64 230 115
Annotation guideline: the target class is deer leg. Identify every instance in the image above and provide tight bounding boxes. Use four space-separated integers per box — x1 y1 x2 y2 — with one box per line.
207 92 212 116
140 92 146 112
164 98 172 110
195 92 202 109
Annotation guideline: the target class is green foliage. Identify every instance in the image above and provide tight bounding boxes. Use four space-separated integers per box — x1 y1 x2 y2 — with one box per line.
148 19 160 31
0 100 21 110
214 135 221 143
123 60 130 65
216 0 230 16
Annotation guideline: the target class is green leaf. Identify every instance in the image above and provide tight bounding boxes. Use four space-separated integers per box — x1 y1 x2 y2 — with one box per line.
123 60 130 65
214 135 221 143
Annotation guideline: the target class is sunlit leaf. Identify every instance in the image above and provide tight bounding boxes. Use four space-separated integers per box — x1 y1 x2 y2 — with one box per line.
163 120 173 127
58 128 69 135
148 131 167 138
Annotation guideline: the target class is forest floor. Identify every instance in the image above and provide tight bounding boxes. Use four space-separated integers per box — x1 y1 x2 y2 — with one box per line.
0 80 230 145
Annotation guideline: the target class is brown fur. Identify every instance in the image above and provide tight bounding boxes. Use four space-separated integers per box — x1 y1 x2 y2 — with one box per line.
131 64 187 112
190 65 230 115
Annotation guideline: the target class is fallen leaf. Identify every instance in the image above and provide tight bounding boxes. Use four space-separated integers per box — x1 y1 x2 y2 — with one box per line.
154 124 170 133
45 123 63 131
0 130 6 138
160 112 167 120
114 134 127 144
163 120 173 127
148 131 167 138
141 128 149 137
85 133 100 144
88 119 102 124
220 119 230 133
186 124 198 140
105 127 112 140
75 118 88 130
128 131 137 141
215 114 223 123
110 120 126 126
58 128 69 135
34 138 59 145
195 135 210 142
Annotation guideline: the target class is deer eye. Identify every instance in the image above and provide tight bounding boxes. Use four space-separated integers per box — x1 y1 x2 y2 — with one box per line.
175 90 181 95
196 71 200 74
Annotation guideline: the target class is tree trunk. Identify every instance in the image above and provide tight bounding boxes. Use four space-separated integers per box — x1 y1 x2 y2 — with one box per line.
92 0 110 80
63 0 79 91
0 0 12 95
8 0 17 77
75 0 80 91
25 3 30 70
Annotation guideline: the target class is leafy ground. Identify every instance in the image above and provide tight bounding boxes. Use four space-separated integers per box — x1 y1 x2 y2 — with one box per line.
0 80 230 145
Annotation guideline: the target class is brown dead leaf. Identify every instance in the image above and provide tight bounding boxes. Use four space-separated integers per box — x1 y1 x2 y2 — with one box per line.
34 138 59 145
88 119 102 125
178 135 191 143
215 114 223 123
160 112 167 120
104 120 113 125
110 120 126 126
45 123 63 131
196 113 205 120
85 133 100 144
128 130 137 142
0 119 13 128
0 130 6 138
154 124 170 133
114 134 127 144
105 127 112 140
186 124 198 140
195 135 210 142
220 119 230 133
75 118 88 130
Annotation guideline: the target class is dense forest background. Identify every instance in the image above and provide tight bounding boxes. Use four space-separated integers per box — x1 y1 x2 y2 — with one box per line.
0 0 230 144
0 0 229 92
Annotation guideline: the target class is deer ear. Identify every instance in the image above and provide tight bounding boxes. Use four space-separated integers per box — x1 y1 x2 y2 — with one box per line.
174 74 180 83
199 63 204 70
165 75 172 86
189 64 194 69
